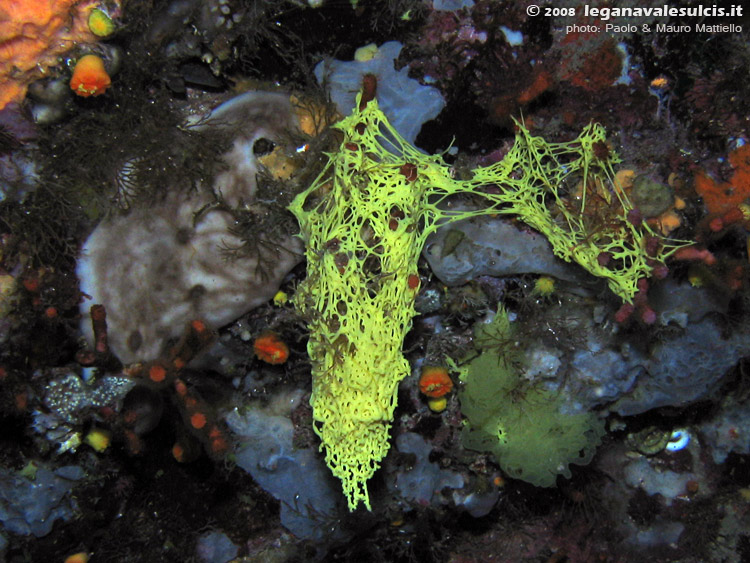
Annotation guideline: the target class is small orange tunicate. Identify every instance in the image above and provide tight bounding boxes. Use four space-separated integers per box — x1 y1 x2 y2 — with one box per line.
70 54 111 97
418 365 453 398
15 391 28 411
64 552 90 563
190 412 207 430
174 379 188 397
22 277 39 292
685 480 700 495
209 427 228 455
148 364 167 383
171 443 186 462
253 331 290 364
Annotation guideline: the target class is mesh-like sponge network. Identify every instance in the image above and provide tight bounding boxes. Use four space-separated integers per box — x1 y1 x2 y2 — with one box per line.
289 90 682 511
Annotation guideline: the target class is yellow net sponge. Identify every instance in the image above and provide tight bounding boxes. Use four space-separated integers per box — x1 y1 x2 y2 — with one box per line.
290 91 682 511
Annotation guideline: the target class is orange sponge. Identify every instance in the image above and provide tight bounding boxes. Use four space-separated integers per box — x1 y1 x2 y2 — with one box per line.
0 0 102 108
695 145 750 215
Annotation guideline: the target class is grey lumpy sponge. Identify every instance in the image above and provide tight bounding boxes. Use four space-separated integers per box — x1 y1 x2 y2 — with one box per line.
77 92 303 363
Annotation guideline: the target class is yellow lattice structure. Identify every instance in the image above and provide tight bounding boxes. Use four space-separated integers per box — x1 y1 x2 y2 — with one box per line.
289 91 682 511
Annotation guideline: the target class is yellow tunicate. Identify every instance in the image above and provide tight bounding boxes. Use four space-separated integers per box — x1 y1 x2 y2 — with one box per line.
84 428 111 452
88 8 115 37
650 76 669 90
657 209 682 236
427 397 448 413
533 275 556 297
0 274 17 317
688 266 705 288
354 43 380 62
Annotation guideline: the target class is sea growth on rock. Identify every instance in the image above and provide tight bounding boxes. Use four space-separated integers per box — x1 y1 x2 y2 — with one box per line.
289 80 681 510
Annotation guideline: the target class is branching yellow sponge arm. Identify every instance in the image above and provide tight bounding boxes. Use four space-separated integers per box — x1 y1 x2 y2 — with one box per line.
289 91 682 511
289 100 434 511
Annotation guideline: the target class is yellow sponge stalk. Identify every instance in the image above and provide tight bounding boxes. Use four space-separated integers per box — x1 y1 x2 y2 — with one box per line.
289 92 683 511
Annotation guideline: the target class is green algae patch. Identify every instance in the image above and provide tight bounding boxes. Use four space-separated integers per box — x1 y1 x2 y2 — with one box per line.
459 309 605 487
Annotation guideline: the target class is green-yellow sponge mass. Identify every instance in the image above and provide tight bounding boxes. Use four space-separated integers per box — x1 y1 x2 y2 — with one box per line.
459 308 605 487
289 89 680 510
